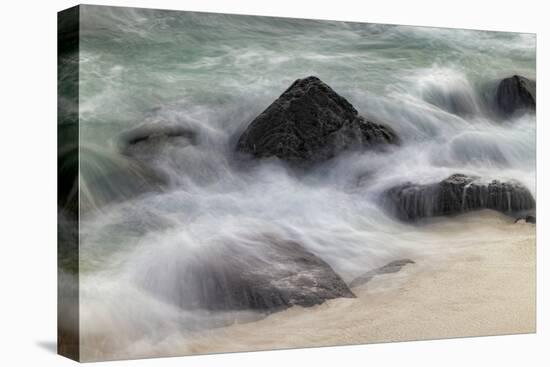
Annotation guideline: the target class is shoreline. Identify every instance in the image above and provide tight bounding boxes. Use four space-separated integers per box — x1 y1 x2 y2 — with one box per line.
182 210 535 355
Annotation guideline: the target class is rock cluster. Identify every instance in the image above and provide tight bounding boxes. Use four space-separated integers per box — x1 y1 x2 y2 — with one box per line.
121 74 536 316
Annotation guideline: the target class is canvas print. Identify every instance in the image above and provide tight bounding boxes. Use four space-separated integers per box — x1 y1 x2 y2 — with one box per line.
57 4 536 362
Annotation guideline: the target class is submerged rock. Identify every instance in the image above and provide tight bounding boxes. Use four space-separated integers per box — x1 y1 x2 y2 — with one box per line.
495 75 536 116
142 236 355 313
119 123 197 158
385 173 535 221
117 122 198 184
236 76 398 164
78 146 161 213
350 259 415 288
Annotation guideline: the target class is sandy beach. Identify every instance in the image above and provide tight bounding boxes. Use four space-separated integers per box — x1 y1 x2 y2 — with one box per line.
183 210 535 355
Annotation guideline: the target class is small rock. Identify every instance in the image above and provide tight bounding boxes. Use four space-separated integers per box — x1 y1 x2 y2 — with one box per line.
350 259 415 288
516 214 536 224
119 123 196 158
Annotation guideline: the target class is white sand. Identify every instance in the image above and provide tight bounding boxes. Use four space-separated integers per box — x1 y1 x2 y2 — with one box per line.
183 210 536 354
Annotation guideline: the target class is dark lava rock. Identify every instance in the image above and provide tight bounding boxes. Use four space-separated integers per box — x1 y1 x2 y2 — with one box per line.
236 76 398 164
141 235 355 313
495 75 536 116
385 173 535 221
349 259 415 288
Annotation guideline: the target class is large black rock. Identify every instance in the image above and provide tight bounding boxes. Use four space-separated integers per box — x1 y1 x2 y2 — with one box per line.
236 76 398 164
495 75 536 116
140 236 355 313
385 173 535 221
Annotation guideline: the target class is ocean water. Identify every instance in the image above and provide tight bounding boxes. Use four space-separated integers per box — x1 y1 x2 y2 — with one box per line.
69 5 535 360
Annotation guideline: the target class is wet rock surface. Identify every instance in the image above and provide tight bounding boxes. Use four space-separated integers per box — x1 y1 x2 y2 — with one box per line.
495 75 536 116
119 123 197 159
385 174 535 221
236 76 398 164
141 235 355 313
350 259 415 288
